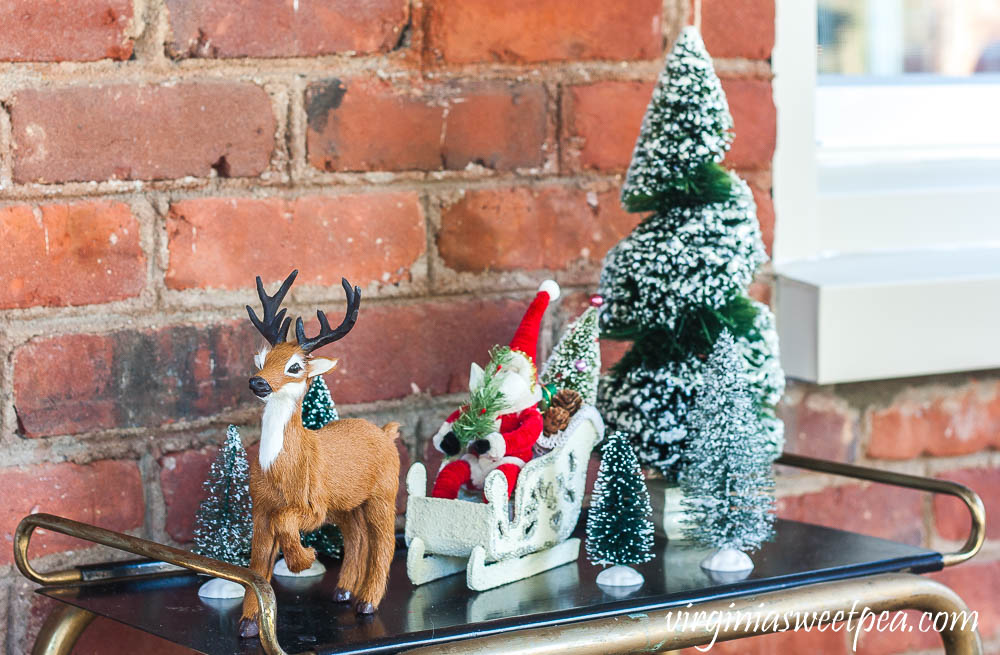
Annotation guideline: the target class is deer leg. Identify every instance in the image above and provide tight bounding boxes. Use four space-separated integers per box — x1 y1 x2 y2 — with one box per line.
356 497 396 615
336 507 369 603
275 511 316 573
240 514 279 638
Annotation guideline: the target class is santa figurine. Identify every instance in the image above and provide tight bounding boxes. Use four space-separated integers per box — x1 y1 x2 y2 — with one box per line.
431 280 560 500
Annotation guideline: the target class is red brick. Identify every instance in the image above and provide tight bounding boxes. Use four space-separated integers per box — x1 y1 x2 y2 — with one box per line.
744 174 775 255
748 280 771 306
74 617 198 655
0 201 144 309
424 0 662 64
165 0 407 58
931 559 1000 640
306 78 547 173
0 0 132 62
778 390 857 463
166 193 425 291
160 446 216 543
13 323 255 438
0 459 144 565
437 187 641 273
680 626 847 655
722 78 776 170
698 0 775 60
600 340 631 373
867 382 1000 459
307 298 526 404
11 83 274 184
933 466 1000 542
777 483 925 545
561 81 654 173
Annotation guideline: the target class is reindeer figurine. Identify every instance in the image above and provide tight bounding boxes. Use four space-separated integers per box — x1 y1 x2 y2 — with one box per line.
239 270 400 637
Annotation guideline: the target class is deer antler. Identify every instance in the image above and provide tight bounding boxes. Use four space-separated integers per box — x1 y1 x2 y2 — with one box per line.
247 270 297 346
295 277 361 353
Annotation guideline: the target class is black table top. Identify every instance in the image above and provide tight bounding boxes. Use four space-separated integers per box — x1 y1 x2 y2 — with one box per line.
39 519 941 655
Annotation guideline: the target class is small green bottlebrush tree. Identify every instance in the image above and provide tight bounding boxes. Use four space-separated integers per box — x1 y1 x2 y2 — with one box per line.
300 524 344 560
193 425 253 566
299 375 343 558
586 431 654 566
540 306 601 405
680 331 775 553
597 26 784 481
302 375 339 429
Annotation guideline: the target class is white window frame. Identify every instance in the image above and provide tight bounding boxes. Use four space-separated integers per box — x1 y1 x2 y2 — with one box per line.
772 0 1000 384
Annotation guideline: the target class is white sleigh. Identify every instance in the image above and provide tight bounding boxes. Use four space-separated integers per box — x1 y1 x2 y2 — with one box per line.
405 406 605 590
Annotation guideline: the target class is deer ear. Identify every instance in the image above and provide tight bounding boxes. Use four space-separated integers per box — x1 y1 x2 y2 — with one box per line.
308 357 337 378
469 362 485 392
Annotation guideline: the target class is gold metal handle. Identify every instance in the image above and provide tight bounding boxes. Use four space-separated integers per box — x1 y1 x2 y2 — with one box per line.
14 513 290 655
776 453 986 567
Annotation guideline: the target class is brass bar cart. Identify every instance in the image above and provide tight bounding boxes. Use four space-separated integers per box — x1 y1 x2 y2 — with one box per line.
16 453 986 655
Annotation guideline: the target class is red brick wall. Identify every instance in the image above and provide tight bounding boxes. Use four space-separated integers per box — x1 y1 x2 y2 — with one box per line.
0 1 994 654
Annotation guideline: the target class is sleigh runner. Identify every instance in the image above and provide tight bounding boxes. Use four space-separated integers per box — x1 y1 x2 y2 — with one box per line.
405 406 604 590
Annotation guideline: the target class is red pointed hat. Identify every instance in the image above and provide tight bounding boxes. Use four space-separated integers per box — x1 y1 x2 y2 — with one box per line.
509 280 560 368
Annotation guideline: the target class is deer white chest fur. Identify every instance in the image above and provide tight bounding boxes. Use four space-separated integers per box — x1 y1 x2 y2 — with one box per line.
258 380 305 471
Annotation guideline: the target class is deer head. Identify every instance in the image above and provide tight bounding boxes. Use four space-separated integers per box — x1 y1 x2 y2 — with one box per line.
246 270 362 405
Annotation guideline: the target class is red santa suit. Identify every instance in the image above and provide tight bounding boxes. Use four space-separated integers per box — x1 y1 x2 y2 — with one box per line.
430 280 559 501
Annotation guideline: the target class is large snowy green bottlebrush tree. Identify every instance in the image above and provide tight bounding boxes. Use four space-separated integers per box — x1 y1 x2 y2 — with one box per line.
597 26 785 481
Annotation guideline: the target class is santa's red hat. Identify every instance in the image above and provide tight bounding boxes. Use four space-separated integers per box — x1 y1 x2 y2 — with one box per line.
509 280 560 369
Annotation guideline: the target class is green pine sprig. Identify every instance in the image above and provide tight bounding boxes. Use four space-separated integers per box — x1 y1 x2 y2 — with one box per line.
452 346 516 446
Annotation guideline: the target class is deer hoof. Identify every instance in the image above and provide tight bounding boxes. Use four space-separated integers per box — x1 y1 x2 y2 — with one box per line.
238 617 260 639
333 587 353 603
355 601 376 616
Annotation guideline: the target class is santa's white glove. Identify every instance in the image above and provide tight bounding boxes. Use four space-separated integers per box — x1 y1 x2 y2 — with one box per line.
471 432 506 460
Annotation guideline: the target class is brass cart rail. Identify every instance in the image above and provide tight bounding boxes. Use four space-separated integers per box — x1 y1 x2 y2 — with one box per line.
775 453 986 567
14 513 291 655
14 453 987 655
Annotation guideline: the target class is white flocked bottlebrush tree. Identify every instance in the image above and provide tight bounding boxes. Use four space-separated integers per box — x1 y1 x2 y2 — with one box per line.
680 331 775 574
541 305 601 405
597 26 784 481
193 425 254 599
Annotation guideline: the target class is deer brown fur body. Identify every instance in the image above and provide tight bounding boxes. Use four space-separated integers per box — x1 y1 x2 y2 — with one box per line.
238 272 400 637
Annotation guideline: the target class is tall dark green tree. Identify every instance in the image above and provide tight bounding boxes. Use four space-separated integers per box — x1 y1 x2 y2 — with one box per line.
680 331 775 553
193 425 253 566
597 27 784 480
585 431 654 567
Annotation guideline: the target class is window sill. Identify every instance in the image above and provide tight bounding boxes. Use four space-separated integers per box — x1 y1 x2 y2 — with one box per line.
775 247 1000 384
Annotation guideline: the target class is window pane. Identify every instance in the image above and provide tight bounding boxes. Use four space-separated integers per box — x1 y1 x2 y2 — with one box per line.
818 0 1000 76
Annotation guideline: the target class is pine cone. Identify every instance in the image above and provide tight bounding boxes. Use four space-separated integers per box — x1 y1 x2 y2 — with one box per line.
550 389 582 415
543 406 571 435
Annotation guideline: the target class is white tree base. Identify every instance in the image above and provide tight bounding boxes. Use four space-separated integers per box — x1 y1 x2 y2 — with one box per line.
595 564 644 587
407 536 581 591
700 547 754 572
197 577 244 599
273 558 327 578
